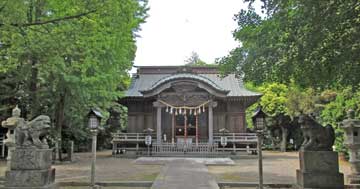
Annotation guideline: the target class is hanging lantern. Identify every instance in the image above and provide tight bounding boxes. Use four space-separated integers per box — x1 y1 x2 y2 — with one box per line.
194 110 197 116
165 106 169 112
190 109 193 115
175 109 178 115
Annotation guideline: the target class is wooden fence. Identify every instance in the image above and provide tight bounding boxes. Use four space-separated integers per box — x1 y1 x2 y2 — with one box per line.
151 142 219 157
111 132 156 143
111 132 258 156
213 132 257 144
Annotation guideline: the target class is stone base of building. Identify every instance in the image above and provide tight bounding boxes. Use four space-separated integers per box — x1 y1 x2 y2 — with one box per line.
5 148 57 188
296 151 344 189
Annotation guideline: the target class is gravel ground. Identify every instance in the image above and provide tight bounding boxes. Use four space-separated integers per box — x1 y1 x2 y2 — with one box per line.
208 151 351 184
53 151 161 182
61 187 148 189
0 150 352 188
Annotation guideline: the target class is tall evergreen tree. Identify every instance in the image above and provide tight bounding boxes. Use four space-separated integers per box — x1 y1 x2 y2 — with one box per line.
0 0 148 156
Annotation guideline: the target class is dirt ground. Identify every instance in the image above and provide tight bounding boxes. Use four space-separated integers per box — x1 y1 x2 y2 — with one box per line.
53 151 161 182
208 151 351 184
0 150 352 188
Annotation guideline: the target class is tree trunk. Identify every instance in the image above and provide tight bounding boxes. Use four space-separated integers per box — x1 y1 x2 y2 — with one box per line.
27 0 44 119
28 57 38 119
269 129 277 151
55 92 66 161
280 127 288 152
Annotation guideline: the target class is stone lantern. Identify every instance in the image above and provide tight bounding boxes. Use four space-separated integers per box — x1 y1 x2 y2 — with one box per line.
341 109 360 184
1 106 25 164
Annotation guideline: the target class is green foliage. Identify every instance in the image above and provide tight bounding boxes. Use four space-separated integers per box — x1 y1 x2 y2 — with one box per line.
218 0 360 89
219 0 360 154
320 88 360 153
185 51 208 66
0 0 148 147
245 82 289 128
286 87 317 117
321 88 360 125
258 83 288 116
217 48 247 78
245 81 359 153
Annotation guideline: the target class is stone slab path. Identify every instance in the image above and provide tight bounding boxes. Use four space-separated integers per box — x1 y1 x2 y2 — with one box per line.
134 157 234 165
151 159 219 189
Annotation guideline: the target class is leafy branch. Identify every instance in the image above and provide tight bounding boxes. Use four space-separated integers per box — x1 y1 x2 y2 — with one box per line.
0 9 96 27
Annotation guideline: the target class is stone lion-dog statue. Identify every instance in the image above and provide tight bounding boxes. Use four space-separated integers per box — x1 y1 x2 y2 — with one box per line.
15 115 51 149
298 114 335 151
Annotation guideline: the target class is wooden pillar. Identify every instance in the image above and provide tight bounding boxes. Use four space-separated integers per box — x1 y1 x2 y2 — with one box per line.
156 107 162 144
184 115 187 144
208 101 217 144
172 114 175 144
112 141 116 155
240 111 246 132
233 133 236 152
208 103 213 144
196 115 199 145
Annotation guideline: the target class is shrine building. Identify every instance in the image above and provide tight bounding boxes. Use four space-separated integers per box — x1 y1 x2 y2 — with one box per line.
119 66 261 147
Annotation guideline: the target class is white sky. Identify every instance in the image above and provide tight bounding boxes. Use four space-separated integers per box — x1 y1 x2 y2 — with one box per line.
133 0 262 68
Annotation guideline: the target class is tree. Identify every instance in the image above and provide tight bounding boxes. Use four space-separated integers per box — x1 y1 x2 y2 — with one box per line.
218 0 360 89
321 88 360 153
0 0 148 158
185 51 207 66
245 82 294 151
217 0 360 153
246 82 320 151
257 83 290 151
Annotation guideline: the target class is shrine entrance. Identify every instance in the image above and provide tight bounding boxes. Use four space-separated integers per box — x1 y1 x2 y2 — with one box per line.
175 114 198 145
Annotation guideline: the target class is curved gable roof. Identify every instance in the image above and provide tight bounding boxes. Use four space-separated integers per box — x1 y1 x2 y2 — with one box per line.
140 73 230 97
124 66 261 100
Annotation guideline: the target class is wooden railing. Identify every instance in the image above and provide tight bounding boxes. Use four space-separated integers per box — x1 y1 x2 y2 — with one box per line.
111 132 156 143
213 132 258 144
152 142 219 156
111 132 258 156
213 132 258 153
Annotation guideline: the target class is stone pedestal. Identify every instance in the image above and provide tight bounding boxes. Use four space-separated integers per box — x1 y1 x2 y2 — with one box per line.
296 151 344 189
5 148 57 189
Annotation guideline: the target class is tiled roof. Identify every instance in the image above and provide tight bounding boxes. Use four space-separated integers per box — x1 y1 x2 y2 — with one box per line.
140 73 229 94
125 71 261 98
